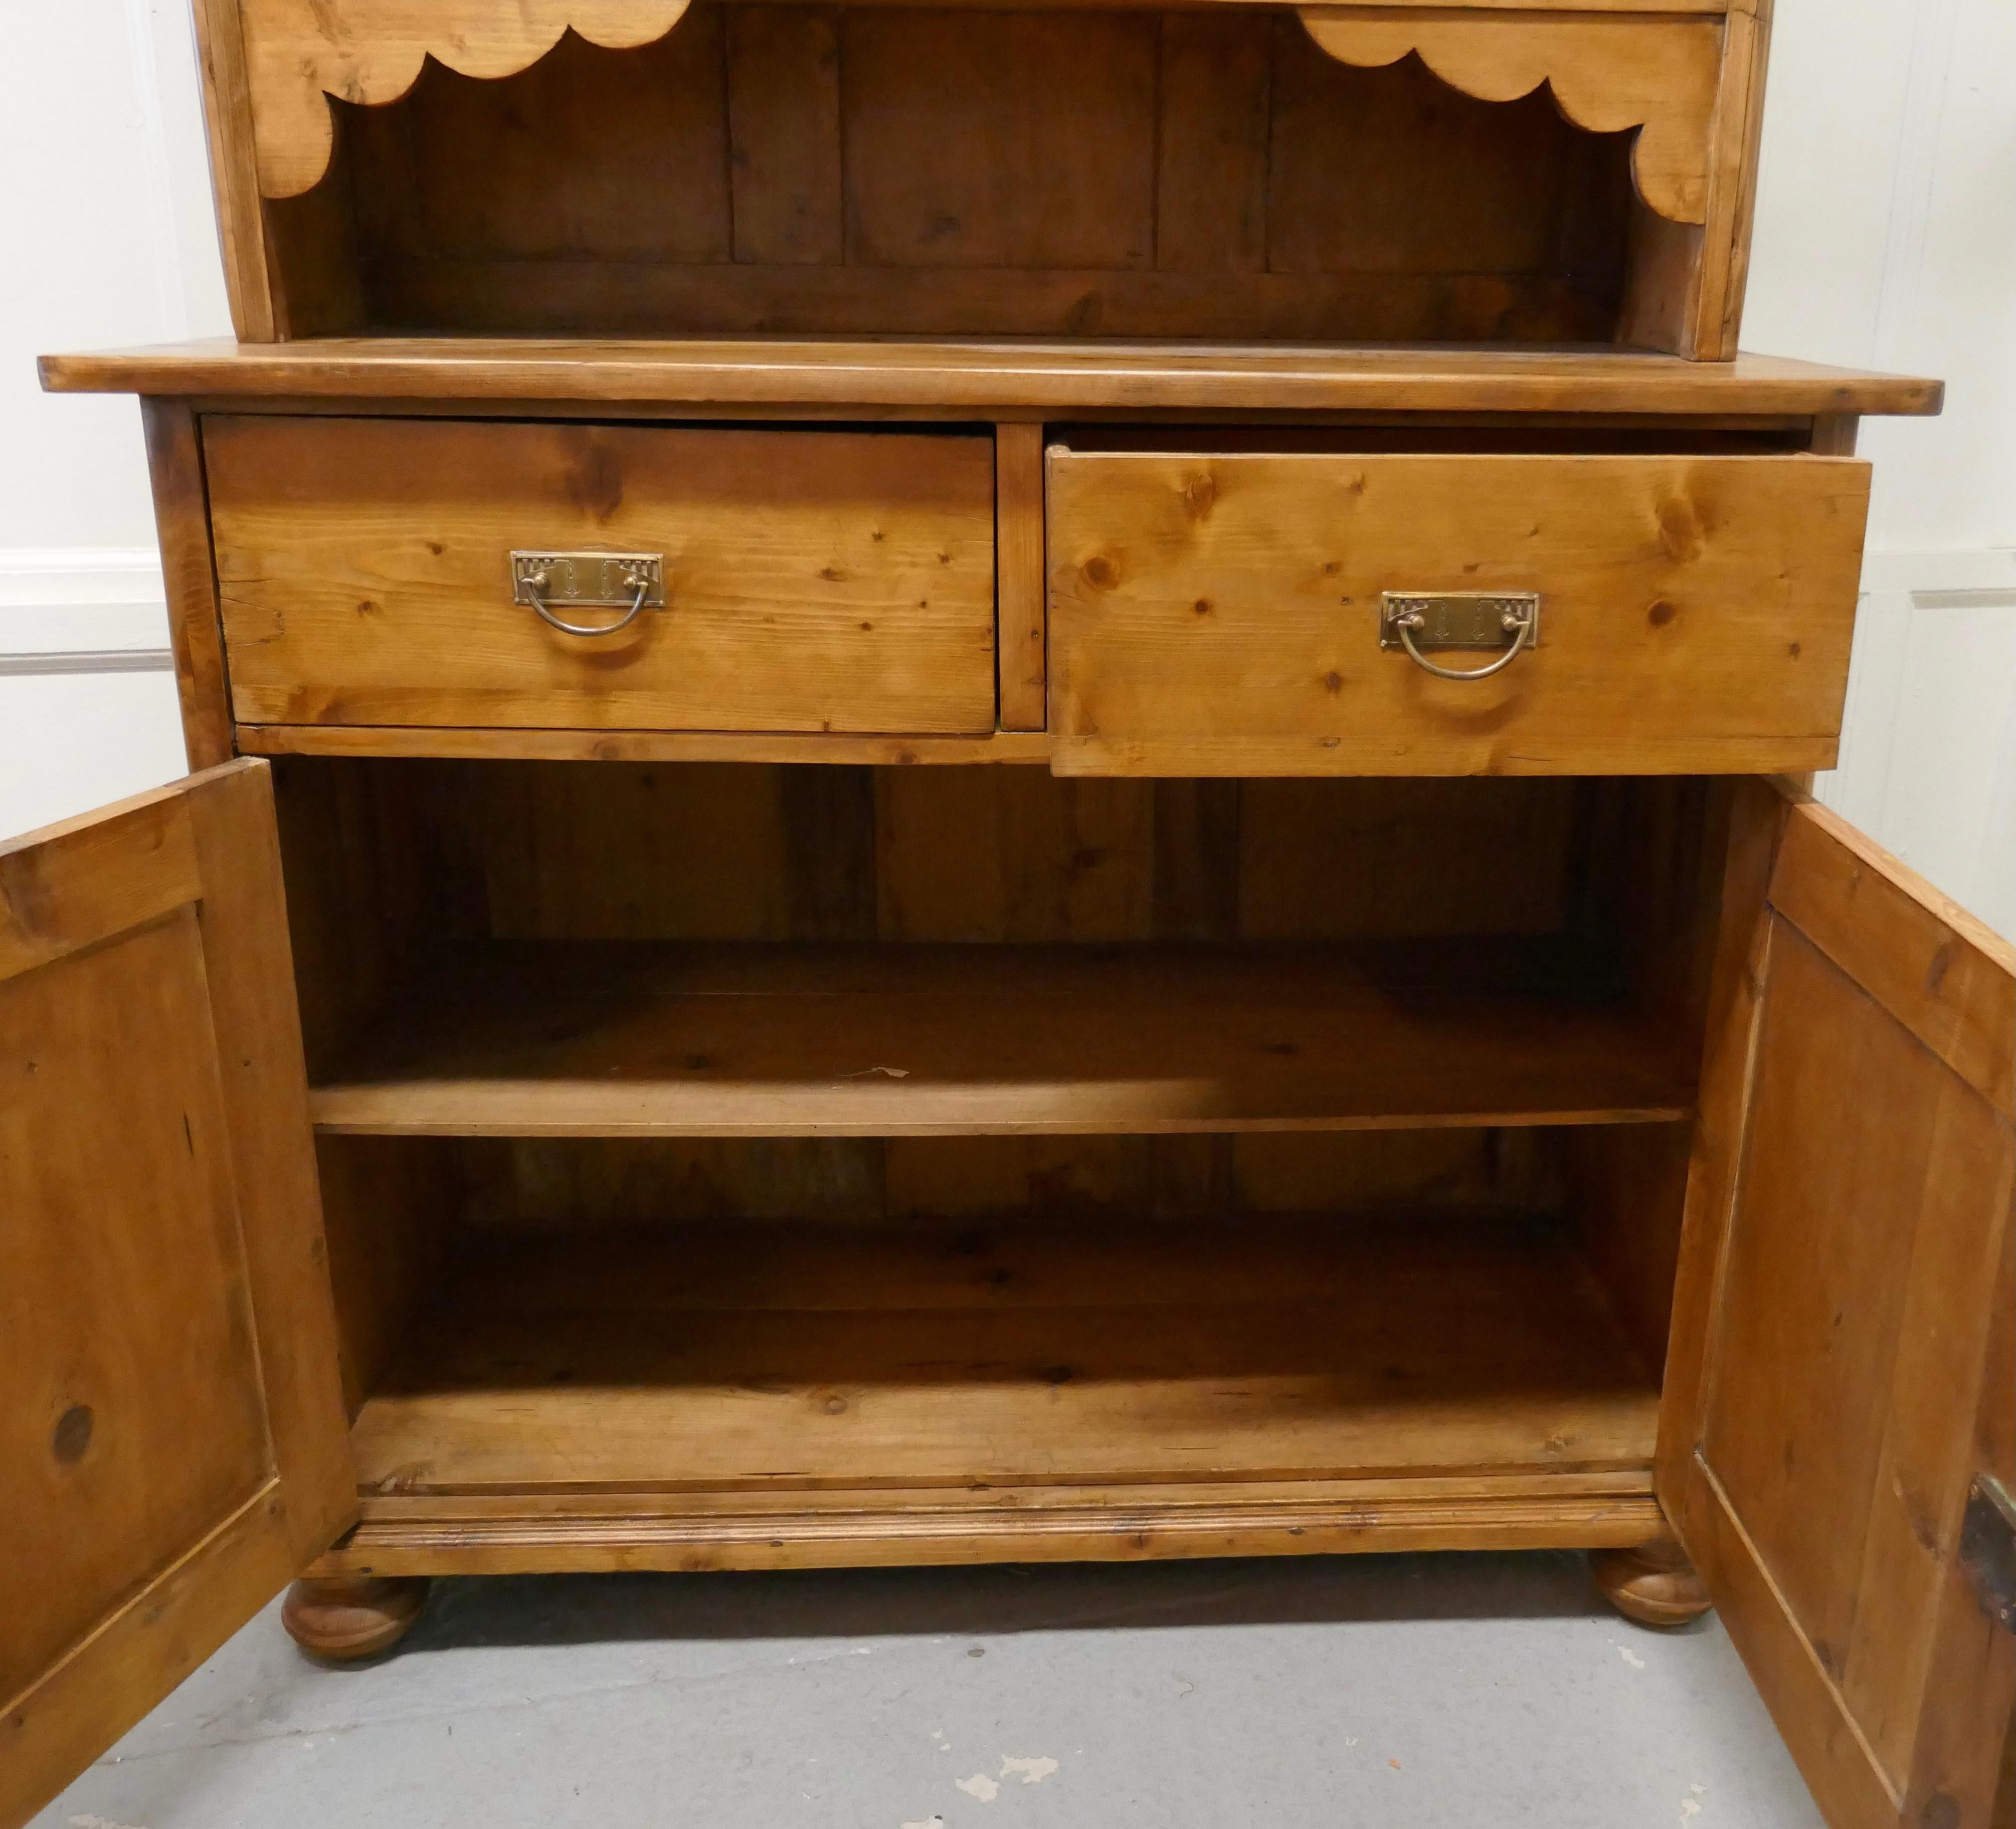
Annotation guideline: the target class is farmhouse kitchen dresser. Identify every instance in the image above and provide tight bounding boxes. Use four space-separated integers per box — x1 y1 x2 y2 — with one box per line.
9 0 2015 1821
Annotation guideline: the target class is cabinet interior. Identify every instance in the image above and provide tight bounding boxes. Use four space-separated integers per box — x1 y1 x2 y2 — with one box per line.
272 759 1723 1512
265 3 1679 345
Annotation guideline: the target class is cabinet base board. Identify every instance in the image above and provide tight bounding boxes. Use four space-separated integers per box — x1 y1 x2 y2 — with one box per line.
314 1481 1664 1577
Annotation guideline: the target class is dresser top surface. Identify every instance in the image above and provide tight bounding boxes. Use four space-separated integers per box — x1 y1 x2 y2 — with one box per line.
40 338 1942 418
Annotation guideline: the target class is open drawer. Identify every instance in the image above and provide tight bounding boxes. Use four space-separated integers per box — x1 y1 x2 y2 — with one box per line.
1046 440 1872 776
205 416 999 736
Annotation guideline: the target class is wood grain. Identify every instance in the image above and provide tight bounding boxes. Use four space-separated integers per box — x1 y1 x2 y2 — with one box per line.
1298 10 1721 224
360 258 1626 342
1903 1184 2015 1828
726 7 844 265
0 789 201 984
242 725 1053 765
41 341 1945 416
141 399 234 769
238 0 694 198
204 416 998 734
0 762 351 1825
1266 17 1628 330
189 0 277 339
281 5 1633 344
271 761 1592 950
1048 447 1870 776
1654 776 1785 1511
280 1573 429 1659
1673 789 2016 1826
1690 0 1772 359
185 762 357 1569
306 939 1696 1137
0 1487 297 1828
995 423 1047 730
1156 14 1271 274
320 1474 1664 1577
343 1214 1661 1496
1591 1531 1712 1626
1770 794 2016 1120
2 910 273 1701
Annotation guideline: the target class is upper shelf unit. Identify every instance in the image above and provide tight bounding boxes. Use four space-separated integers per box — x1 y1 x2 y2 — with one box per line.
193 0 1773 357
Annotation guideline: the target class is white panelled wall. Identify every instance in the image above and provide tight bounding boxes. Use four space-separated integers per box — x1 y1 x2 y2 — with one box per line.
1744 0 2016 941
5 1 2013 936
2 0 229 837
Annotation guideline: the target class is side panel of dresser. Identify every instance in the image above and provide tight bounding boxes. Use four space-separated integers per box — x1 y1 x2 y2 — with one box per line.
1665 783 2016 1829
0 762 353 1829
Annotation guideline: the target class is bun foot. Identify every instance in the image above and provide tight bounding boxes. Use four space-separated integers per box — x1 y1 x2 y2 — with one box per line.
281 1575 430 1660
1591 1536 1712 1628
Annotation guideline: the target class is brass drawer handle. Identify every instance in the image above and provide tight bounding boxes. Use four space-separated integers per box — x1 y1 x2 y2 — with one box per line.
511 551 665 638
1380 592 1539 682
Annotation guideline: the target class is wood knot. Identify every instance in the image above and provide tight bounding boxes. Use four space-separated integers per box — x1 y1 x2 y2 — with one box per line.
52 1404 93 1465
1657 498 1706 563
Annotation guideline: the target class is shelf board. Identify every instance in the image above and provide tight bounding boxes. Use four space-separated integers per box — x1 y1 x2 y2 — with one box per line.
349 1214 1661 1503
308 941 1695 1137
39 337 1941 417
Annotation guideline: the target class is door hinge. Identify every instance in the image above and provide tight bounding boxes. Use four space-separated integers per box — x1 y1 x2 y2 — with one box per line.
1959 1476 2016 1635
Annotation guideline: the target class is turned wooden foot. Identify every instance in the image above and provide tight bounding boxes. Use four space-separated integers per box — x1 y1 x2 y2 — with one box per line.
281 1575 430 1660
1591 1536 1712 1628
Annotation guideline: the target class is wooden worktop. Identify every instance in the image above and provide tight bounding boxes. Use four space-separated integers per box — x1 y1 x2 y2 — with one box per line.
40 338 1942 417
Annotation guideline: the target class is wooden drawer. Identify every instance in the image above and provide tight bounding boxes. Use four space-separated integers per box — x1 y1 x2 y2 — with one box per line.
1046 447 1872 775
206 417 998 734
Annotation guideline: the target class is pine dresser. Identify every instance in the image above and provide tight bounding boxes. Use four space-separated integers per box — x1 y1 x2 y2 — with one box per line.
10 1 2013 1823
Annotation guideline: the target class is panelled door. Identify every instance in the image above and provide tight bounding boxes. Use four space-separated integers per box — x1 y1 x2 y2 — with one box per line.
1 760 353 1829
1665 783 2016 1829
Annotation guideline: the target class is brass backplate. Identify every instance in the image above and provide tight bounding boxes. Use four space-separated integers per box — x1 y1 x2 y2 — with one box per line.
511 551 666 609
1379 591 1541 651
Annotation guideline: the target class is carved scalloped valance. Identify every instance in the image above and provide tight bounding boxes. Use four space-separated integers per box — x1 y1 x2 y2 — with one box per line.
238 0 1724 222
1297 9 1724 225
242 0 694 198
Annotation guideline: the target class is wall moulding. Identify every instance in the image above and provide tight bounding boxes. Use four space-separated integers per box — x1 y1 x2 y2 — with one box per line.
1296 8 1724 224
242 0 694 198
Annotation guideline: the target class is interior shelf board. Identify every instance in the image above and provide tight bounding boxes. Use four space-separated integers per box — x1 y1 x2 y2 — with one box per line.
307 941 1696 1137
38 338 1942 417
348 1213 1662 1499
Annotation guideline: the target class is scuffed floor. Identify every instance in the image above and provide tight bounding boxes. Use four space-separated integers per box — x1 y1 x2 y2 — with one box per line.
35 1551 1822 1828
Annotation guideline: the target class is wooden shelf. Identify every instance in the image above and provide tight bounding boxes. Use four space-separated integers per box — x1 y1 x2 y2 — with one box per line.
39 338 1941 417
308 941 1695 1137
348 1215 1662 1526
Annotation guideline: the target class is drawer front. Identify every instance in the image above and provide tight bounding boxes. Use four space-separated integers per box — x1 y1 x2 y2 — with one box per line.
1047 450 1871 775
207 417 998 734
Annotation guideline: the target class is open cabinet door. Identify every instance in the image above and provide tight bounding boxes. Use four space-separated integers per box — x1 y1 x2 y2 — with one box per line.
1 760 353 1829
1663 783 2016 1829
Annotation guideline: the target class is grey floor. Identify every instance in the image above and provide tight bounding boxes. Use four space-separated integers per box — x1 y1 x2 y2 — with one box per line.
37 1552 1820 1829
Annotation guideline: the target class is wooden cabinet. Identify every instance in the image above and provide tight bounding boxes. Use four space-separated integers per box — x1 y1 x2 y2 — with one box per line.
12 2 2013 1826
